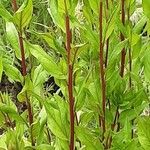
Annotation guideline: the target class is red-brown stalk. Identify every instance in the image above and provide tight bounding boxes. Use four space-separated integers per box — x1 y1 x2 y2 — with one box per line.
99 0 106 136
64 1 75 149
11 0 34 146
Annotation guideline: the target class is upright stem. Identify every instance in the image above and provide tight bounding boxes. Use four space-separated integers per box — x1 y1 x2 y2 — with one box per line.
11 0 34 146
64 1 74 150
99 1 106 136
108 1 126 147
114 1 126 135
120 0 126 77
116 0 126 135
18 32 27 76
127 7 133 138
11 0 27 76
105 0 109 68
127 9 132 89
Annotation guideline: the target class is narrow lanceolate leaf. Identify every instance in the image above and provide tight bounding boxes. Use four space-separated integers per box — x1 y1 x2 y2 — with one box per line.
26 41 65 79
0 4 13 21
3 63 23 83
105 5 120 40
13 0 33 30
6 22 20 59
48 0 65 31
138 117 150 150
87 0 99 15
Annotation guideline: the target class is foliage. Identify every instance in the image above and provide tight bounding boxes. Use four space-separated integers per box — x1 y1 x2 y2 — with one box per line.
0 0 150 150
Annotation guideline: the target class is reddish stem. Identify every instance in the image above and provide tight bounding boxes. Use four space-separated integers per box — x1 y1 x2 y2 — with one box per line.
120 0 126 77
18 32 27 76
99 1 106 135
64 1 75 149
127 8 132 89
11 0 34 146
109 3 126 145
11 0 18 12
11 0 27 76
127 7 134 138
105 0 109 68
109 2 126 146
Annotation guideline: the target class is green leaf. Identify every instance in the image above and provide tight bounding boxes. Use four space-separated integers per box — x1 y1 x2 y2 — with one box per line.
6 22 21 59
105 5 119 40
32 65 48 88
3 63 23 83
142 0 150 19
55 137 69 150
109 39 128 63
75 126 103 150
48 0 65 32
26 41 65 79
48 0 78 31
0 134 7 150
13 0 33 30
17 75 33 102
83 0 94 25
44 100 68 140
75 66 92 110
138 117 150 150
119 109 136 124
87 0 99 15
133 16 147 34
25 144 54 150
31 121 40 138
0 4 13 21
37 107 47 145
80 111 94 126
29 31 66 57
0 103 25 124
36 144 54 150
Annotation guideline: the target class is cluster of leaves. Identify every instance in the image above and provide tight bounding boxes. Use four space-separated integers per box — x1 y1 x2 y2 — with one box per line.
0 0 150 149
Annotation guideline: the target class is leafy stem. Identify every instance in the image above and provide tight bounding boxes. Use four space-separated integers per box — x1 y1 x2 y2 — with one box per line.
120 0 126 77
64 1 75 149
99 0 106 138
11 0 34 146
